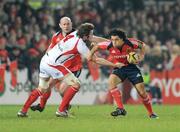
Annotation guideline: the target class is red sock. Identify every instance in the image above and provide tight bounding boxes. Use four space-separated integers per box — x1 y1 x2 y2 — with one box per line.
59 86 78 112
40 91 51 108
22 89 42 113
142 95 153 115
106 91 113 104
110 88 124 109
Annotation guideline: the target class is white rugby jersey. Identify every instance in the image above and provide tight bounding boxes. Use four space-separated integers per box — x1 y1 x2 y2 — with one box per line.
44 31 89 66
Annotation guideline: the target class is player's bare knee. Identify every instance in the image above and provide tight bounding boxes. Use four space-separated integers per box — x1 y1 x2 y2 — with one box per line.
138 90 147 98
108 75 119 89
38 78 50 93
71 81 80 89
63 73 81 89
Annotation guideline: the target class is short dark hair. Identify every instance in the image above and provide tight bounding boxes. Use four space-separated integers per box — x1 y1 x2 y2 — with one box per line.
77 23 94 38
109 28 127 40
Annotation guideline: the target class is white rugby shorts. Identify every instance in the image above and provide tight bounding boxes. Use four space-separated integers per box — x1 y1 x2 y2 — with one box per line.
39 55 71 79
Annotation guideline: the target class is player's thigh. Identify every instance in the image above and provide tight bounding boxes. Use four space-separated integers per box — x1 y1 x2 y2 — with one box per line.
38 77 50 92
108 74 122 89
109 68 126 89
57 70 82 93
63 73 81 89
127 65 144 85
58 82 68 94
49 78 59 89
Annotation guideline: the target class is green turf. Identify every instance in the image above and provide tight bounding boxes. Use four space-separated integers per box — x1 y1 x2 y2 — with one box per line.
0 105 180 132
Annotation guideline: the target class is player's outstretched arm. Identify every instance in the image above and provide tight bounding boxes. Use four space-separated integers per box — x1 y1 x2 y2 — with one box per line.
87 45 99 61
87 41 111 61
90 36 109 43
90 55 124 68
138 43 146 62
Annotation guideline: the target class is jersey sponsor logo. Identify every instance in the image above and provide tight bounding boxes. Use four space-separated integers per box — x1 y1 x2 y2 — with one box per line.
126 48 132 54
113 55 127 59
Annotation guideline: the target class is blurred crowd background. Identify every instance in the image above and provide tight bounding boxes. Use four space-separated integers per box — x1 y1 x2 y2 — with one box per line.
0 0 180 79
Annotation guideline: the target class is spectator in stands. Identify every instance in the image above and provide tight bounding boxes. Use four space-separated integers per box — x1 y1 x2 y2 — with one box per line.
147 45 163 104
167 44 180 70
8 46 27 70
0 0 179 75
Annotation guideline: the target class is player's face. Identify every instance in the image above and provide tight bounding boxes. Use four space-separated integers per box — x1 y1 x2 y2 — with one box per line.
83 30 94 42
59 19 72 34
87 30 94 41
111 35 124 47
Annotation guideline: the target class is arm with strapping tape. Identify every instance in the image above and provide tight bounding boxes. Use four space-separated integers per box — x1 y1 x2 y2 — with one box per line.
135 40 146 62
87 41 110 61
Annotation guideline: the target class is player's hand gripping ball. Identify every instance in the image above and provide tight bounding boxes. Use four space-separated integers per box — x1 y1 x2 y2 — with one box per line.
127 52 140 64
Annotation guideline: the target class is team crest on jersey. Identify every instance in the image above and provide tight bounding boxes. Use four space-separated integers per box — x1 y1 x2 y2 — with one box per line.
126 48 131 54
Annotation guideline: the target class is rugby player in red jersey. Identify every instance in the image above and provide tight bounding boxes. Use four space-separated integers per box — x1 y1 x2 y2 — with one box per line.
88 29 158 119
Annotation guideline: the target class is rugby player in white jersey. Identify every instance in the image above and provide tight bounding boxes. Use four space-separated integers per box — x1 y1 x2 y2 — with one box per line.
17 23 124 117
30 17 77 113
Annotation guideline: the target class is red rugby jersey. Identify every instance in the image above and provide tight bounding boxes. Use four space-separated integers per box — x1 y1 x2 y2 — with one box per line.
98 38 144 65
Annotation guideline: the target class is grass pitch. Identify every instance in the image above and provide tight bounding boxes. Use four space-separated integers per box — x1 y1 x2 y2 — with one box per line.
0 105 180 132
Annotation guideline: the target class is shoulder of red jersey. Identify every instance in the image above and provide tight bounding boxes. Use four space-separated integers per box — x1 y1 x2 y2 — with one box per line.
98 41 112 50
127 38 145 49
53 31 62 37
